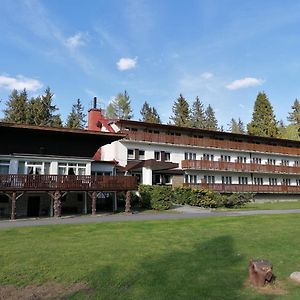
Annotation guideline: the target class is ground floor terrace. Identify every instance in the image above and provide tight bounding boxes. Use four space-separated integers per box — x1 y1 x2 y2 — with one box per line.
0 174 137 220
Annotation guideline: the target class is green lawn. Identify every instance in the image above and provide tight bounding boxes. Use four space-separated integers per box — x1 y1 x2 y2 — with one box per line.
232 200 300 210
1 215 300 299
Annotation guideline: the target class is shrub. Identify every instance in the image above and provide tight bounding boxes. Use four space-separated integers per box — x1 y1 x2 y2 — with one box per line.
221 193 254 208
138 185 173 210
190 189 223 208
172 187 194 205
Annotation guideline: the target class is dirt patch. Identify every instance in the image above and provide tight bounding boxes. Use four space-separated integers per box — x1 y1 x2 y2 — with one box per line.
0 282 90 300
244 279 287 296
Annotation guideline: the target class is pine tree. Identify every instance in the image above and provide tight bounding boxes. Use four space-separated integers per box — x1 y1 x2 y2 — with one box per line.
190 96 205 128
66 99 86 129
204 104 218 130
140 101 161 123
169 94 191 127
3 89 28 123
105 90 133 119
247 92 278 137
287 99 300 125
228 118 245 134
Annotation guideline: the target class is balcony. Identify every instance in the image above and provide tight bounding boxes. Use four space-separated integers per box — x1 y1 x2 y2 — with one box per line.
0 174 138 192
183 183 300 194
181 160 300 174
125 131 300 156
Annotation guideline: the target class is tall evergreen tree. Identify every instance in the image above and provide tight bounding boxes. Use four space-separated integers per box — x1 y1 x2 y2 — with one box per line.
287 99 300 125
190 96 205 128
140 101 161 123
247 92 278 137
169 94 191 127
66 99 86 129
204 104 218 130
3 89 28 123
105 90 133 119
228 118 245 134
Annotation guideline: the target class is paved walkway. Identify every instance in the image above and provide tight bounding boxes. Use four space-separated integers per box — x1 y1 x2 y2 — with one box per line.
1 207 300 229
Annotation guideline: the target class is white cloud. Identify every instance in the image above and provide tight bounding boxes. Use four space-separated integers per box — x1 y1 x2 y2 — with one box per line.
65 32 86 50
0 75 43 91
116 57 137 71
201 72 214 79
226 77 263 90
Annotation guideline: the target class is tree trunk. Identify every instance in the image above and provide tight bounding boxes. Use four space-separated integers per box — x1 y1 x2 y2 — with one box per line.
11 192 16 220
53 191 61 218
125 191 131 213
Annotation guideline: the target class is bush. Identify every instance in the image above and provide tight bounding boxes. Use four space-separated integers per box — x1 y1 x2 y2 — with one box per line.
221 193 254 208
138 185 173 210
173 187 194 205
189 189 223 208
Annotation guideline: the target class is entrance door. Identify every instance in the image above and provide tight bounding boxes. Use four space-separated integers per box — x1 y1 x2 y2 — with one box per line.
27 196 40 217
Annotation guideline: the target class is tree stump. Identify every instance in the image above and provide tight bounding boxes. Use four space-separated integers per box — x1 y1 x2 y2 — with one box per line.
249 259 273 287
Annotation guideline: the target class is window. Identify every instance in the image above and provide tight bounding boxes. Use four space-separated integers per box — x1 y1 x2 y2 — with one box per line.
296 179 300 186
294 160 300 167
185 152 196 160
154 151 160 161
220 155 231 162
267 159 276 165
237 156 247 163
165 152 171 161
254 177 263 185
139 150 145 160
127 149 134 159
252 157 262 164
281 159 289 166
269 178 277 185
58 163 87 176
282 178 291 185
203 153 214 161
0 160 10 174
184 175 197 184
238 177 248 185
204 175 215 184
221 176 232 184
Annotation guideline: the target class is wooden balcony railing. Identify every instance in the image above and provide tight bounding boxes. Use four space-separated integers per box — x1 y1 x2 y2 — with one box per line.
0 175 138 192
125 131 300 156
183 183 300 194
181 160 300 174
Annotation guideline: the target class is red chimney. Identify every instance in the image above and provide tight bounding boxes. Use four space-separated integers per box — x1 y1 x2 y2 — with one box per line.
88 97 102 131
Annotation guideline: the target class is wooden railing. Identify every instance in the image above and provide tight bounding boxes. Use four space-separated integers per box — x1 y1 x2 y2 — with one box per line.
181 160 300 174
0 175 137 192
183 183 300 194
125 131 300 156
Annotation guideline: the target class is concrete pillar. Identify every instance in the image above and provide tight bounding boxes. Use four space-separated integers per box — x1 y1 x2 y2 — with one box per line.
84 192 87 214
11 192 16 220
91 191 97 215
142 167 153 185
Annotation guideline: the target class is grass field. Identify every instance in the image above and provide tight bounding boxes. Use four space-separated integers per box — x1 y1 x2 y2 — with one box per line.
232 200 300 211
1 215 300 299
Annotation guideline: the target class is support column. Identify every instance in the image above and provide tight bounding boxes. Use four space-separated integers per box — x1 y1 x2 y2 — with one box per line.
125 191 131 213
11 192 16 220
53 191 61 218
113 192 117 212
91 191 97 215
50 198 54 217
142 167 153 185
84 192 87 214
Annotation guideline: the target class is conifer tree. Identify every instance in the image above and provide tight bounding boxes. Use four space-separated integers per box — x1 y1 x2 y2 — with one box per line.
105 90 133 119
190 96 205 128
66 99 86 129
228 118 245 134
169 94 191 127
204 104 218 130
287 99 300 125
140 101 161 123
247 92 278 137
3 89 28 123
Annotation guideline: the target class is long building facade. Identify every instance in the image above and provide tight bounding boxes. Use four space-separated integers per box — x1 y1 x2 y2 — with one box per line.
88 106 300 199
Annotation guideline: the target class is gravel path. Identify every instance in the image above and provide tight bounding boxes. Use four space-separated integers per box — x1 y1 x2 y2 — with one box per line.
1 207 300 229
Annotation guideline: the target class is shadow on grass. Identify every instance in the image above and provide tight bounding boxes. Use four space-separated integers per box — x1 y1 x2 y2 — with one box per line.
79 236 250 300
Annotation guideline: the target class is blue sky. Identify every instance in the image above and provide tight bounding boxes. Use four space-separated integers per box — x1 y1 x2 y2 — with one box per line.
1 0 300 128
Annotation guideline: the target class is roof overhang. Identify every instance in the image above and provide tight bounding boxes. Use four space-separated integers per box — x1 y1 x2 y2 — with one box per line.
124 159 178 172
0 122 125 158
